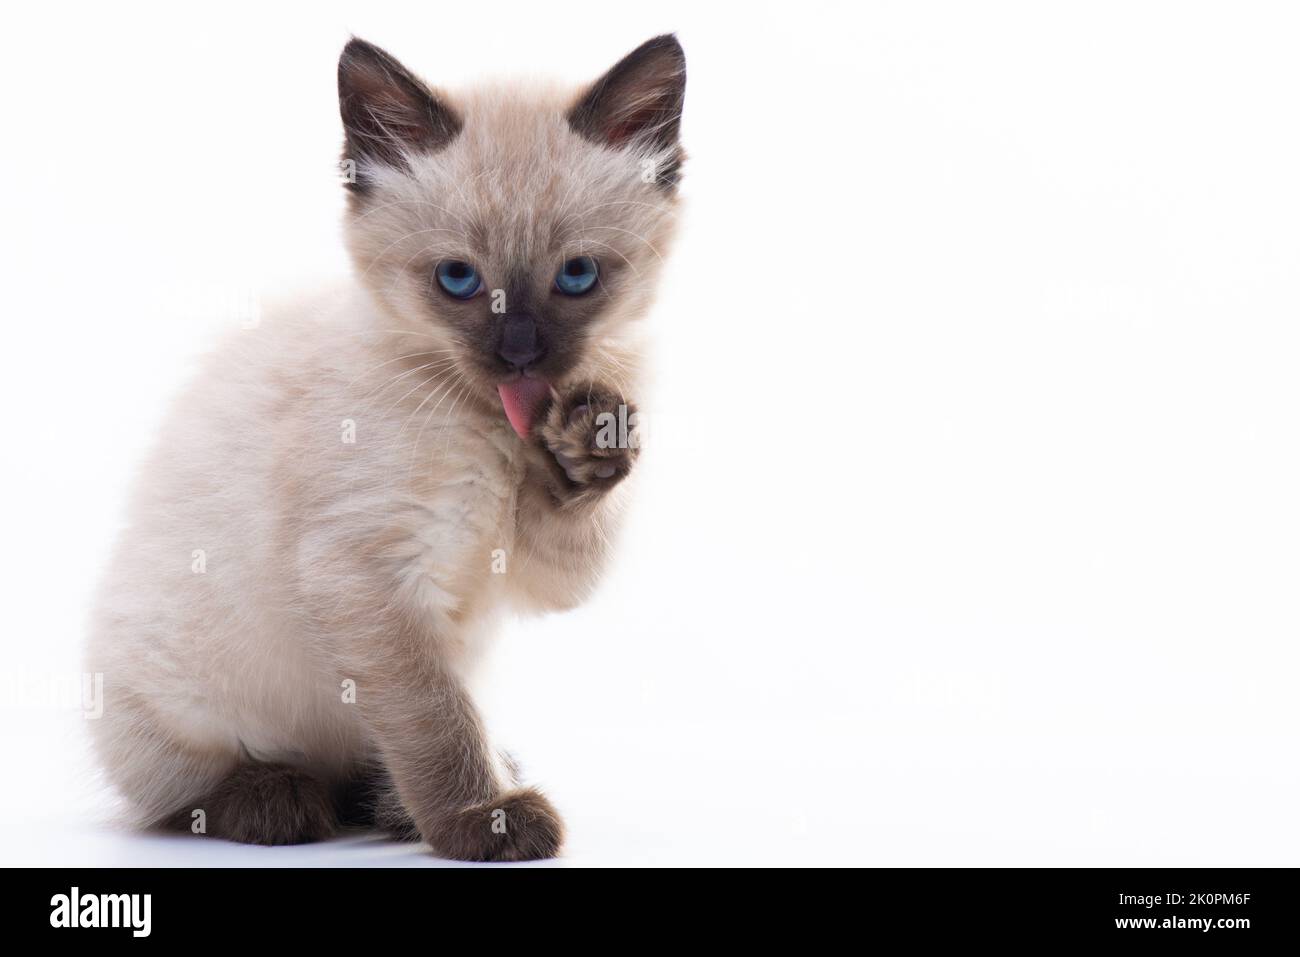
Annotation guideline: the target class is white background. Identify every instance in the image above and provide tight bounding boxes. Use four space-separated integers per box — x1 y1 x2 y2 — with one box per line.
3 0 1299 866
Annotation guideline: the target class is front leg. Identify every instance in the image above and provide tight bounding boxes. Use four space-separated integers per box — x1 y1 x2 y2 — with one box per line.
505 383 640 609
339 622 564 861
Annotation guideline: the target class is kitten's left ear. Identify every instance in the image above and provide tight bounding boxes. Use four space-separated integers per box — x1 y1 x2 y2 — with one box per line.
568 35 687 187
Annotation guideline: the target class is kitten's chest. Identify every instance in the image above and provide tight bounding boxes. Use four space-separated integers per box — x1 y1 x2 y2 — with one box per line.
399 422 528 669
404 421 526 594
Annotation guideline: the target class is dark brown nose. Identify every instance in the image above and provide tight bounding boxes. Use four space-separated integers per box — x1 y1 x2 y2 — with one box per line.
497 314 545 369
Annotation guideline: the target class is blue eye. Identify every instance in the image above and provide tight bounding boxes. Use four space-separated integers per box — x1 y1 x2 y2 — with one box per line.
435 260 482 299
554 256 598 295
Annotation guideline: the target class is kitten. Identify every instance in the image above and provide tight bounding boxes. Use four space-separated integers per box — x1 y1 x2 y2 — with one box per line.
86 35 685 860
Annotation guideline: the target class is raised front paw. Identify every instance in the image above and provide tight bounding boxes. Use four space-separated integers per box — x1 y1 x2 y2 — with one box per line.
538 384 640 505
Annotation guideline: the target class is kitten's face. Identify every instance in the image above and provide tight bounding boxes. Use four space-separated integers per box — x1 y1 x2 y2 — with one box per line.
338 37 685 424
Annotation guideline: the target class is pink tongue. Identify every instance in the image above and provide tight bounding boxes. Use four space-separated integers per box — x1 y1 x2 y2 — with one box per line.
497 378 552 439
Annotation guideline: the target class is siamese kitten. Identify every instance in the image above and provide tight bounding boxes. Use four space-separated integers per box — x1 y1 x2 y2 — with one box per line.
86 35 685 860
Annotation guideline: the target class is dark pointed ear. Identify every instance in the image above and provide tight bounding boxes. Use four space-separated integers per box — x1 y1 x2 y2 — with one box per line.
567 35 686 186
338 38 461 191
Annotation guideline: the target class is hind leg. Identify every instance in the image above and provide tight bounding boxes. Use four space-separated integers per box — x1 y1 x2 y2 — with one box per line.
161 761 338 846
92 698 337 846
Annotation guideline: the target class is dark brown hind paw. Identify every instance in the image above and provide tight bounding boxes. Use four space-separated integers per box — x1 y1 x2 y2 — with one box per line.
166 762 338 846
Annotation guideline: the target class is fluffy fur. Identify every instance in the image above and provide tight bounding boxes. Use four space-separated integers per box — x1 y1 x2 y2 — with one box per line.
86 35 684 860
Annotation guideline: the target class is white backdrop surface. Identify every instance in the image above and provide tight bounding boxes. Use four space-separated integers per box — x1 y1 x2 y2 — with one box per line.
2 1 1298 866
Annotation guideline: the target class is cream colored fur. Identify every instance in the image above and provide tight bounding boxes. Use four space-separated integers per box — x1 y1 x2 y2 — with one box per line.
86 53 680 852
